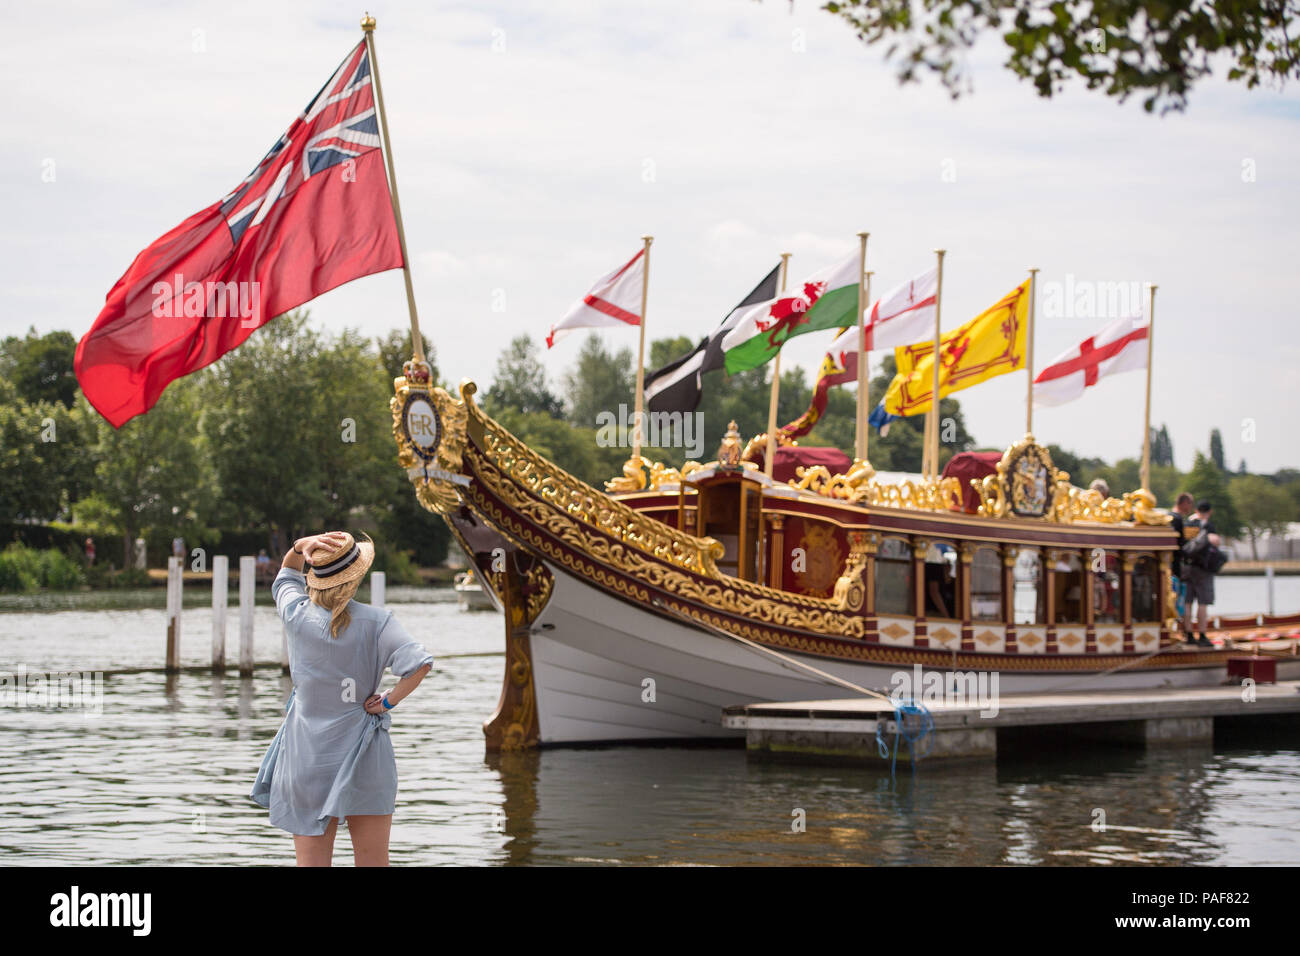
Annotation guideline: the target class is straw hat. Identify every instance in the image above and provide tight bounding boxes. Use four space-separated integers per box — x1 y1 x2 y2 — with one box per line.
305 532 375 590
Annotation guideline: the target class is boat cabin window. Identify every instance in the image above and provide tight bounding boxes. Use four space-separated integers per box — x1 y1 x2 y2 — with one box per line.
970 546 1002 622
922 541 957 619
1053 551 1084 623
1131 554 1160 621
1093 548 1121 624
1013 548 1045 625
875 536 914 616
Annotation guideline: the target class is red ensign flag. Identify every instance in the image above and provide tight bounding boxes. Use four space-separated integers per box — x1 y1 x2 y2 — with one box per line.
76 40 403 427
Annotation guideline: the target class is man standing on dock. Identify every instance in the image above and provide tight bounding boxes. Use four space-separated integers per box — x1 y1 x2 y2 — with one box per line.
1182 499 1221 648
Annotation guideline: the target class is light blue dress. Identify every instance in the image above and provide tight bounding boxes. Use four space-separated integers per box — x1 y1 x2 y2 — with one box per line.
249 567 434 836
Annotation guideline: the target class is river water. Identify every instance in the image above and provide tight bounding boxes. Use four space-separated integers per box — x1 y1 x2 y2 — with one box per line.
1 577 1298 866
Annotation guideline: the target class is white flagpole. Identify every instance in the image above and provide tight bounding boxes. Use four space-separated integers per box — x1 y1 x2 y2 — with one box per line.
929 248 947 479
1026 267 1038 436
632 234 654 461
362 14 425 364
854 232 870 463
764 253 792 478
1141 283 1156 491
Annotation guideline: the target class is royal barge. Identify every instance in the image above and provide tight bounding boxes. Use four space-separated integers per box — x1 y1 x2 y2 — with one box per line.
391 362 1300 750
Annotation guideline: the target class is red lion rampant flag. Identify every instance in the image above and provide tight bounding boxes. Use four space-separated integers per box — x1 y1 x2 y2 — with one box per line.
76 40 403 427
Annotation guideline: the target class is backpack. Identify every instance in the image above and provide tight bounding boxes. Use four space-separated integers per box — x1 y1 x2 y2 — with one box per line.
1202 543 1228 574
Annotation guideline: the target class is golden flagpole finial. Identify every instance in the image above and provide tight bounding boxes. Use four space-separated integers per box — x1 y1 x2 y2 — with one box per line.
361 12 376 32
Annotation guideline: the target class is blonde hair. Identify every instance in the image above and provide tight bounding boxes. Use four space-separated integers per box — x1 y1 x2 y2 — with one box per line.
309 578 362 638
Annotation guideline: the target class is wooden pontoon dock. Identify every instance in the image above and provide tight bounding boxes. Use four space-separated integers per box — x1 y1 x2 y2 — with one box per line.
722 679 1300 764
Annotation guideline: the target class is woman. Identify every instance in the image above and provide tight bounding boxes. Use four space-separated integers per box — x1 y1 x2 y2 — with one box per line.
249 531 433 866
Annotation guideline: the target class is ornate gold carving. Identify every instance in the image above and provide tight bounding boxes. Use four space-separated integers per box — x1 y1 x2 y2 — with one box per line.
1018 633 1043 648
391 371 470 515
719 420 745 468
912 538 931 560
830 532 869 613
971 434 1175 526
880 621 909 640
791 459 962 514
975 629 1000 646
930 626 959 645
605 456 707 493
459 407 870 638
794 522 844 596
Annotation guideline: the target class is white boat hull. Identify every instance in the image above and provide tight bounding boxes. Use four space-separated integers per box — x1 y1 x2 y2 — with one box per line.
527 561 1293 745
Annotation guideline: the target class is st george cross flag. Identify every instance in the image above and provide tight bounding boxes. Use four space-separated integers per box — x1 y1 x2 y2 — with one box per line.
778 267 939 439
76 40 404 428
1033 314 1149 407
644 263 781 414
546 249 646 349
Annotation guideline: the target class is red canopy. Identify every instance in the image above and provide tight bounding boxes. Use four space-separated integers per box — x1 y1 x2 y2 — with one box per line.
749 446 853 484
942 451 1002 513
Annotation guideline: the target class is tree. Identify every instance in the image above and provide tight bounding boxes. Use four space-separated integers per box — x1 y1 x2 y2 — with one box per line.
563 334 634 429
0 378 99 522
201 312 394 550
1149 423 1174 467
0 328 79 409
483 335 564 418
821 0 1300 113
1230 474 1294 559
93 376 210 568
376 329 438 388
1185 450 1240 539
1209 427 1226 470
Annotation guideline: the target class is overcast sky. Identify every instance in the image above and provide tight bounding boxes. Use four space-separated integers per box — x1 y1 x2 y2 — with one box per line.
5 1 1299 473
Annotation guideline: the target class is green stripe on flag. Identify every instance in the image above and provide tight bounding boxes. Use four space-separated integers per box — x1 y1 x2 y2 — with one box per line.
722 284 859 374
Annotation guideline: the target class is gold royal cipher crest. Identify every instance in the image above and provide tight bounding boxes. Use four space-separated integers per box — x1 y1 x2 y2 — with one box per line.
391 359 470 514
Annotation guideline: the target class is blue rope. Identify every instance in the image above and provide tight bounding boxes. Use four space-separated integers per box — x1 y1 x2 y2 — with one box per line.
876 698 935 775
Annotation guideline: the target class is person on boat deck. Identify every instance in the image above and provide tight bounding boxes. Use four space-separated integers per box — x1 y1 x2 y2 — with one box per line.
249 531 434 866
1089 478 1110 500
1181 500 1221 648
924 542 956 618
1169 492 1196 631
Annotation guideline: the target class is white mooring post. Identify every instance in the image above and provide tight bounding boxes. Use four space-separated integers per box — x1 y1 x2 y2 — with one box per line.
239 556 255 676
1266 564 1276 616
371 570 386 609
211 555 228 671
165 556 182 672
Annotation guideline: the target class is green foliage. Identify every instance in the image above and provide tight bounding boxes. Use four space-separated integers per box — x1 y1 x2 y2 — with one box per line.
820 0 1300 113
1230 474 1294 559
563 334 634 428
200 312 394 542
0 380 100 523
93 374 210 568
1209 427 1226 470
0 327 79 408
0 542 85 592
482 335 564 418
1149 424 1174 468
1185 451 1241 539
371 541 424 586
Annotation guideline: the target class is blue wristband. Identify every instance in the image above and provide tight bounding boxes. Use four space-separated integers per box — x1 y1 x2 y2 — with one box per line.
381 695 394 710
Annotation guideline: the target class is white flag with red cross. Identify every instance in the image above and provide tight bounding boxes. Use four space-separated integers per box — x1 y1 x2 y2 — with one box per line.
1032 314 1149 407
546 248 645 349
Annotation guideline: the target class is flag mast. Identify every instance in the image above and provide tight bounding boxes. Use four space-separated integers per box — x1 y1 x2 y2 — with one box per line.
362 13 425 364
1026 267 1038 436
1140 283 1156 491
632 234 654 461
763 253 792 478
928 248 946 479
854 232 870 463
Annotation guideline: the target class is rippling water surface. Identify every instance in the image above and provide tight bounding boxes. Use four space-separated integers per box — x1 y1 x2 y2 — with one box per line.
1 584 1298 866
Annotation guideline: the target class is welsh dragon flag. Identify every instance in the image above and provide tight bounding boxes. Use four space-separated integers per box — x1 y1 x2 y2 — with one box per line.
720 251 862 374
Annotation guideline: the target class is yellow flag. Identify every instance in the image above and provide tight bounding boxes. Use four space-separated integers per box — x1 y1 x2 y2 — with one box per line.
883 279 1030 417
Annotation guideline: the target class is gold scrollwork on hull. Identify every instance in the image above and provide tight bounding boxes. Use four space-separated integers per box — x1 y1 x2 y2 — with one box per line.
465 442 867 639
605 456 707 493
465 389 727 579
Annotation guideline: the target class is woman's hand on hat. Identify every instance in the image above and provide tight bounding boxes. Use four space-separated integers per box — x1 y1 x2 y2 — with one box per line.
296 531 348 562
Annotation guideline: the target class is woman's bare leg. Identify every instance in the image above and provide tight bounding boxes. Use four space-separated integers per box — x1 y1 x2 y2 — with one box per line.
294 817 339 867
346 814 392 867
